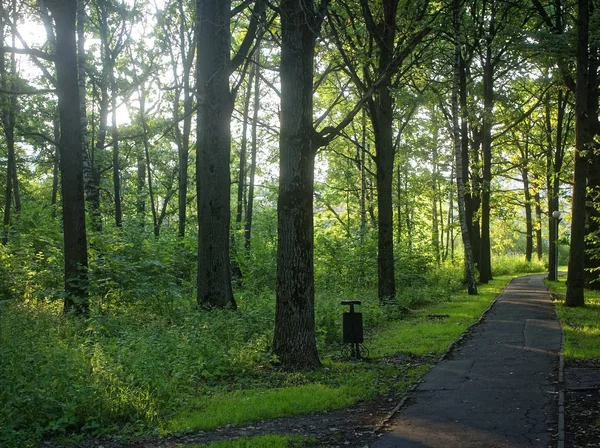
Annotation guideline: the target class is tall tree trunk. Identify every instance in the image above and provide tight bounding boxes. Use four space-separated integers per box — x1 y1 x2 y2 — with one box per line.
236 67 254 226
172 0 194 238
396 162 402 244
77 0 95 224
45 0 89 314
584 44 600 289
459 53 477 267
90 77 108 232
358 109 368 278
51 116 60 217
244 47 260 249
360 110 367 238
566 0 590 307
431 107 440 265
444 167 455 262
196 0 235 308
232 56 255 277
546 89 567 280
453 0 477 294
373 109 396 301
479 5 495 283
128 52 159 236
272 0 322 369
136 149 145 220
523 165 533 262
7 4 20 215
90 2 114 232
364 0 399 302
140 86 159 237
520 128 533 262
534 191 543 261
0 3 18 245
110 61 122 227
0 39 15 246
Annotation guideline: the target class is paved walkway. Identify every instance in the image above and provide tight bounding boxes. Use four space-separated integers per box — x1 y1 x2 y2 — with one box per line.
372 274 562 447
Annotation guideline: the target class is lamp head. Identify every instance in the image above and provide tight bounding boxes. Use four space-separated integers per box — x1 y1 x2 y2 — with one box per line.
552 210 561 219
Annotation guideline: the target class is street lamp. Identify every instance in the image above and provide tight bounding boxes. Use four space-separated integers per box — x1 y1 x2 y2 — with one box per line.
552 210 561 281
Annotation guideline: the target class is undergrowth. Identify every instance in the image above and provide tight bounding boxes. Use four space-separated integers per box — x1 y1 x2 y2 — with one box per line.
0 255 536 447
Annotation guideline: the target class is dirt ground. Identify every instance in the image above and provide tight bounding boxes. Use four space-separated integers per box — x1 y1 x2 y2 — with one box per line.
565 359 600 448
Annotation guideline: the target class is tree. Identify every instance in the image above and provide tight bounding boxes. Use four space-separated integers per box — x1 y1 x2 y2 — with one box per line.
96 0 129 228
545 88 571 281
531 0 600 294
77 0 98 230
44 0 89 314
327 0 431 301
453 0 477 294
566 0 591 307
195 0 265 308
0 0 20 246
158 0 195 238
272 0 326 369
244 46 260 249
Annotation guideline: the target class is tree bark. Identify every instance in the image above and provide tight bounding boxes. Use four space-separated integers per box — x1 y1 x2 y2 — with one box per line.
136 150 145 221
363 0 400 302
453 0 477 294
272 0 322 369
534 191 543 261
431 107 441 265
77 0 96 226
169 0 195 238
584 44 600 289
139 84 159 236
566 0 590 307
479 3 495 283
0 2 18 245
244 47 260 250
459 53 478 268
51 116 60 217
110 60 122 227
0 24 12 246
236 66 254 227
523 163 533 262
45 0 89 314
196 0 236 308
546 89 568 280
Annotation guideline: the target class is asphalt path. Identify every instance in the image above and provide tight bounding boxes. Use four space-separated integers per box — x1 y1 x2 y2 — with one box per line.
372 274 561 448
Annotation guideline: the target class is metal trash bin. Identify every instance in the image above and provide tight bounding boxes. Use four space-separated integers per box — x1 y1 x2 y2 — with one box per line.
341 300 368 359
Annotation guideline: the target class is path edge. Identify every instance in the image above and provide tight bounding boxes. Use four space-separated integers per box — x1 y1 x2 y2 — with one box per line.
375 276 515 431
548 277 565 448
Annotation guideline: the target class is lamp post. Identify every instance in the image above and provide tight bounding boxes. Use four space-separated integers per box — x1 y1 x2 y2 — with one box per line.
552 210 561 281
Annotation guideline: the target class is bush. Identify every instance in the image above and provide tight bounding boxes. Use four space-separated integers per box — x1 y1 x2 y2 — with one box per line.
492 254 546 276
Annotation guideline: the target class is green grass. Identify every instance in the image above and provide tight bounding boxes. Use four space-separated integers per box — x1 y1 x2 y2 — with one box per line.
546 277 600 360
190 434 308 448
164 276 514 435
369 277 509 358
165 382 367 433
164 358 430 434
546 276 600 429
1 263 525 447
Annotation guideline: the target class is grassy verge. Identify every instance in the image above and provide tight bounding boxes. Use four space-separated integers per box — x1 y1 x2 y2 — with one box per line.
545 277 600 359
1 269 520 447
164 276 512 435
193 434 308 448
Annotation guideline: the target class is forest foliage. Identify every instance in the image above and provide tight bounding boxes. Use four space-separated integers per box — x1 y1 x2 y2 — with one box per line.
0 0 598 445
